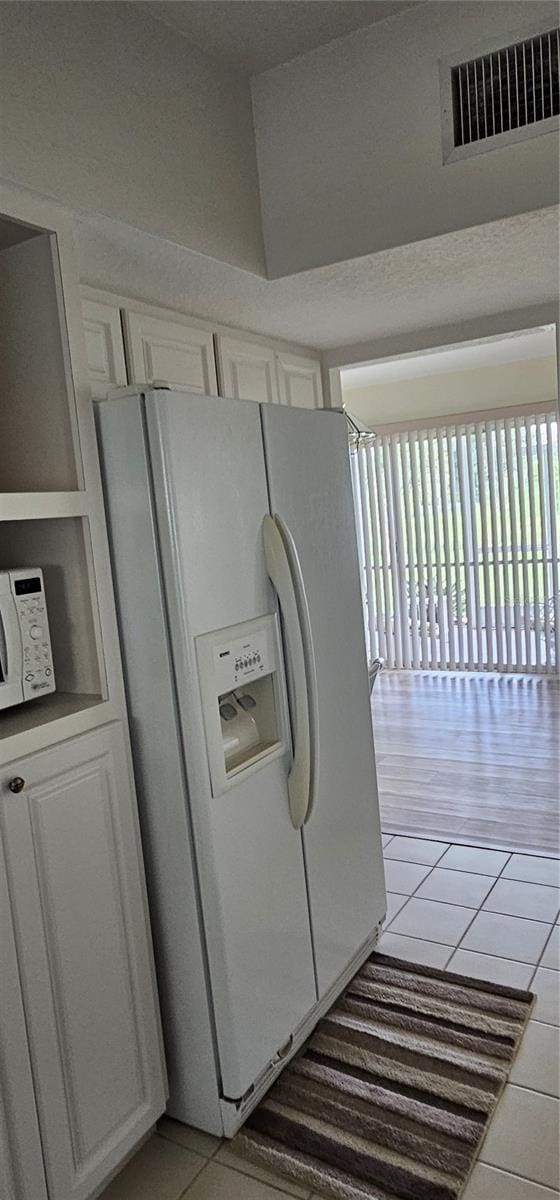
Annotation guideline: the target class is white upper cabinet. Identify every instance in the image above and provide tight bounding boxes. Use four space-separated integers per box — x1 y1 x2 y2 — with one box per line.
124 310 218 395
215 334 280 404
276 351 324 409
0 723 167 1200
81 297 127 400
79 289 324 410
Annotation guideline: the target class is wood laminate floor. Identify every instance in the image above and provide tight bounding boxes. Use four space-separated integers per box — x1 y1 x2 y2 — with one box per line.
373 670 560 856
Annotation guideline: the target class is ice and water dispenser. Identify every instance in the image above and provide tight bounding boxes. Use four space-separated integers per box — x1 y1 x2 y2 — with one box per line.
196 615 288 797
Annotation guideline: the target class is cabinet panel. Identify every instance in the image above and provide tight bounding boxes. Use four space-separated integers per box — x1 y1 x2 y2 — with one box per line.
0 232 79 492
81 298 127 400
216 334 279 403
0 837 47 1200
0 724 166 1200
276 352 323 409
125 310 218 395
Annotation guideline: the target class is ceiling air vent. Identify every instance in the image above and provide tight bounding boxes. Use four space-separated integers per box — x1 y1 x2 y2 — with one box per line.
443 27 559 160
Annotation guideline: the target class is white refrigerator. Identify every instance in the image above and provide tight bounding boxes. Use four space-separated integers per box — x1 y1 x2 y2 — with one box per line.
95 387 386 1136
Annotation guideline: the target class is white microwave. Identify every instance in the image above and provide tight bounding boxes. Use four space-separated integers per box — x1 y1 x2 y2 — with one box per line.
0 569 56 710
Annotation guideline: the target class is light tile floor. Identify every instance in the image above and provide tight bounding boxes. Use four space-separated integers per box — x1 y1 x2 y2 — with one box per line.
100 835 560 1200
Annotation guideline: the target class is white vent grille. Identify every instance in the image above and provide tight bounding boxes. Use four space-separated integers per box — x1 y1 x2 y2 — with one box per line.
452 28 559 148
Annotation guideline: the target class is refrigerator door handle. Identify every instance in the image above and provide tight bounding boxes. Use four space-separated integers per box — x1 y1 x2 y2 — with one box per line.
262 514 319 828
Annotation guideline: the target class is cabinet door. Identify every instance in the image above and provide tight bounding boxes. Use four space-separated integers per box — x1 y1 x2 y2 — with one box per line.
125 309 218 395
81 298 127 400
0 837 47 1200
0 723 166 1200
215 334 279 403
276 351 323 409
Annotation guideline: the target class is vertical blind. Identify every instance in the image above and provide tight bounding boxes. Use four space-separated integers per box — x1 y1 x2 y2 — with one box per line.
350 411 559 673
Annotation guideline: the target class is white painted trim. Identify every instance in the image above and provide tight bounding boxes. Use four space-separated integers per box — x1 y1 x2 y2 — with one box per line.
444 112 560 165
327 306 559 441
324 304 559 371
326 366 343 411
369 398 559 436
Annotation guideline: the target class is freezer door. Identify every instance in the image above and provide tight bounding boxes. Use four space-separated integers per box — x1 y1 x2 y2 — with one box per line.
145 390 317 1101
261 405 386 996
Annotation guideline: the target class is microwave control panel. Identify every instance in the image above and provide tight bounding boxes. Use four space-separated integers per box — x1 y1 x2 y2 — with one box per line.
11 569 56 700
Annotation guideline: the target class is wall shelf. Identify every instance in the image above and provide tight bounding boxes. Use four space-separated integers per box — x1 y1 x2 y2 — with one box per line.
0 222 81 494
0 693 112 765
0 516 107 748
0 492 89 521
0 191 127 761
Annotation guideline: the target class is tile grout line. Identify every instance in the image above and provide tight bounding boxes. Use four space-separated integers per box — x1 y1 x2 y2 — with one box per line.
384 868 556 970
476 1155 560 1193
156 1131 220 1161
178 1154 210 1198
445 898 490 968
388 888 559 925
474 873 560 925
384 837 559 973
381 830 560 864
180 1153 314 1199
209 1149 316 1199
384 853 488 967
531 923 560 980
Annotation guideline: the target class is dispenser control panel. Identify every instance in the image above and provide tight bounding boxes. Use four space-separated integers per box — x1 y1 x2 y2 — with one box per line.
212 625 276 693
196 614 288 796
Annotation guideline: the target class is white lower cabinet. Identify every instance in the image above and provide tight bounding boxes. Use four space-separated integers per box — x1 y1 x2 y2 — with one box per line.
0 835 47 1200
0 722 167 1200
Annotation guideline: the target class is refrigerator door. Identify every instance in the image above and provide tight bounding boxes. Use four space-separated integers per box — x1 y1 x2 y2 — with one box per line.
144 390 316 1101
261 405 386 997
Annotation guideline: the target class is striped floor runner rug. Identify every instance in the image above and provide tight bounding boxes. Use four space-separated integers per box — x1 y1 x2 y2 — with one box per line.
236 952 534 1200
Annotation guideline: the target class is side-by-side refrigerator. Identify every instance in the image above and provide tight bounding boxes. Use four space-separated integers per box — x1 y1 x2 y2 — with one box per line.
95 387 386 1136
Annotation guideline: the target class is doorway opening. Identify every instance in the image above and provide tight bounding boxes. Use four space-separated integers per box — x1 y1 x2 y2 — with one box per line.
342 325 559 855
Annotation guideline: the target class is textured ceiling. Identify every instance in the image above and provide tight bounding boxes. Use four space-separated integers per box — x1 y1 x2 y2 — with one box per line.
75 205 559 352
142 1 421 74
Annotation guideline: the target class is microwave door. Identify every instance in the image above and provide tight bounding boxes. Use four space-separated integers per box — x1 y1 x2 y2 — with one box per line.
0 587 24 708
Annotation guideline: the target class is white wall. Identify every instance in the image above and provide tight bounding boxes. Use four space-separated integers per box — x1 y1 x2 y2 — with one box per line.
344 356 558 427
252 0 559 277
0 2 265 274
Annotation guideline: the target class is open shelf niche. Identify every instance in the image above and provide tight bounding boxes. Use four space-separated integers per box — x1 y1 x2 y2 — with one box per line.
0 214 80 493
0 516 106 742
